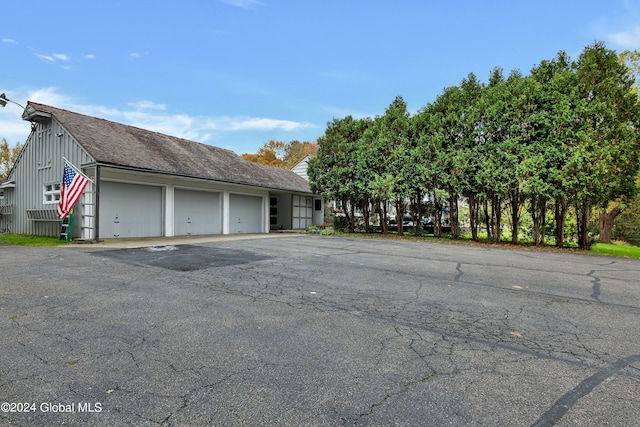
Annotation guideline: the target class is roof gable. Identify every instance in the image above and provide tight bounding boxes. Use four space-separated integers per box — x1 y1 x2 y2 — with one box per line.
25 102 311 193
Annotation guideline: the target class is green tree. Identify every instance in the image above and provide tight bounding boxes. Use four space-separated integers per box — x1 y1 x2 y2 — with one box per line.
620 50 640 94
308 116 369 232
472 67 512 242
241 140 286 166
282 140 318 169
242 140 317 169
528 51 576 246
0 138 22 181
600 49 640 243
427 85 464 237
572 42 640 249
456 73 486 241
357 97 414 235
612 174 640 245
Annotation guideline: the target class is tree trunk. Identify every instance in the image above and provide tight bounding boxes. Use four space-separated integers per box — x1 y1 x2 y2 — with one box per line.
469 194 479 241
362 196 372 233
576 201 591 250
598 203 621 243
531 195 540 245
396 199 404 236
484 198 491 240
555 198 567 248
376 199 387 234
434 201 443 236
510 191 520 244
341 197 351 232
449 192 459 237
415 191 423 234
492 195 501 243
349 197 356 233
538 195 547 245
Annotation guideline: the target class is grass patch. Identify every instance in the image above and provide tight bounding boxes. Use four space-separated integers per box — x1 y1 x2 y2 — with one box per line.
590 242 640 259
0 234 69 247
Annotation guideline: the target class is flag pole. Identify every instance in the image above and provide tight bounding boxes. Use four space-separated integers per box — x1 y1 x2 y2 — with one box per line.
62 157 94 184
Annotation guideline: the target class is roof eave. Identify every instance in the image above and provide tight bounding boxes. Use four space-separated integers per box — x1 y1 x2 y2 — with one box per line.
93 163 312 194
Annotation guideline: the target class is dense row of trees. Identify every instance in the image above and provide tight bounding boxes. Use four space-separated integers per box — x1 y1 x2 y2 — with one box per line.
308 42 640 249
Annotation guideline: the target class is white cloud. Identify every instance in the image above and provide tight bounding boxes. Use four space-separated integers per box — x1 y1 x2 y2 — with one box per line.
34 52 71 65
219 0 265 9
0 87 316 149
2 38 17 44
221 117 314 132
35 53 55 63
27 87 75 106
52 53 69 61
605 25 640 49
84 54 96 60
128 100 167 111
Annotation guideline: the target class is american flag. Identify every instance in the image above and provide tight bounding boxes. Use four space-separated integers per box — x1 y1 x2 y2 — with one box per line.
57 161 89 220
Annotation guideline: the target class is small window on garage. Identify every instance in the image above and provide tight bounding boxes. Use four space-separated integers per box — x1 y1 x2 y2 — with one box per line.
43 182 61 204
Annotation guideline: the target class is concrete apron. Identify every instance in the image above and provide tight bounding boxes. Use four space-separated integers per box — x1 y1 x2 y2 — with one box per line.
70 232 305 249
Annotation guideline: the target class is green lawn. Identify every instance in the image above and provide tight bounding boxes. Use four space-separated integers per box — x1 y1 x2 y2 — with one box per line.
0 234 69 247
590 242 640 258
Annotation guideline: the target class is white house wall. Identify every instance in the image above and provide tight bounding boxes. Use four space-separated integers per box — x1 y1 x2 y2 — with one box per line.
291 155 311 181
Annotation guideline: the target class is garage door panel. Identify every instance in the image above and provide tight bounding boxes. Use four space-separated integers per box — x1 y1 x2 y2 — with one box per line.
174 189 221 235
229 194 263 233
100 182 163 238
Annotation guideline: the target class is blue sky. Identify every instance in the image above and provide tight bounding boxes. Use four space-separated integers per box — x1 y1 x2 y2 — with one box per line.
2 0 640 155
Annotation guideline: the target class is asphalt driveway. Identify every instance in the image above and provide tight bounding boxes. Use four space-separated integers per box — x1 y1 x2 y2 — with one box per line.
1 235 639 426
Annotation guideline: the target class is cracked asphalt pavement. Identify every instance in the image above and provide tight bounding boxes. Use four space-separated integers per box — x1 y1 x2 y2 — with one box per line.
1 235 639 426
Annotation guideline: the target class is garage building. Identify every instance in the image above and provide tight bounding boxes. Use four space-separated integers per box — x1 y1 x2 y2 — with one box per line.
0 102 322 239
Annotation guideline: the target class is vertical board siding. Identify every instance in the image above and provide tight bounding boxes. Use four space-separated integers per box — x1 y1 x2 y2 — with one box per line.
7 118 94 236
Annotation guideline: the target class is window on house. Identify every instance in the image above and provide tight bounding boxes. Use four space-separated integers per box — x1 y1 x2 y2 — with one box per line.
0 189 4 200
43 182 61 204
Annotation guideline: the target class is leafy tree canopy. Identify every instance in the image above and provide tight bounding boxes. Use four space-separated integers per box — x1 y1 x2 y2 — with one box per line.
1 138 22 181
242 140 317 169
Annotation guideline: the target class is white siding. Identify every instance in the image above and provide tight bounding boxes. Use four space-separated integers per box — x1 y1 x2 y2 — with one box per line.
291 155 311 181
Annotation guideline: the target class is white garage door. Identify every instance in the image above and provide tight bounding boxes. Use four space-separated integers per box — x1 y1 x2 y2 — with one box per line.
229 194 263 233
100 181 163 238
174 189 221 236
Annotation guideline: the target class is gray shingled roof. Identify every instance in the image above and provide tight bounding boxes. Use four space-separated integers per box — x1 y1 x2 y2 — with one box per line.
26 102 312 193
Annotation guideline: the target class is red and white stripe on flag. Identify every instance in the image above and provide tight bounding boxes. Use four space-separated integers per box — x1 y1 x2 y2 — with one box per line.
57 161 89 220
